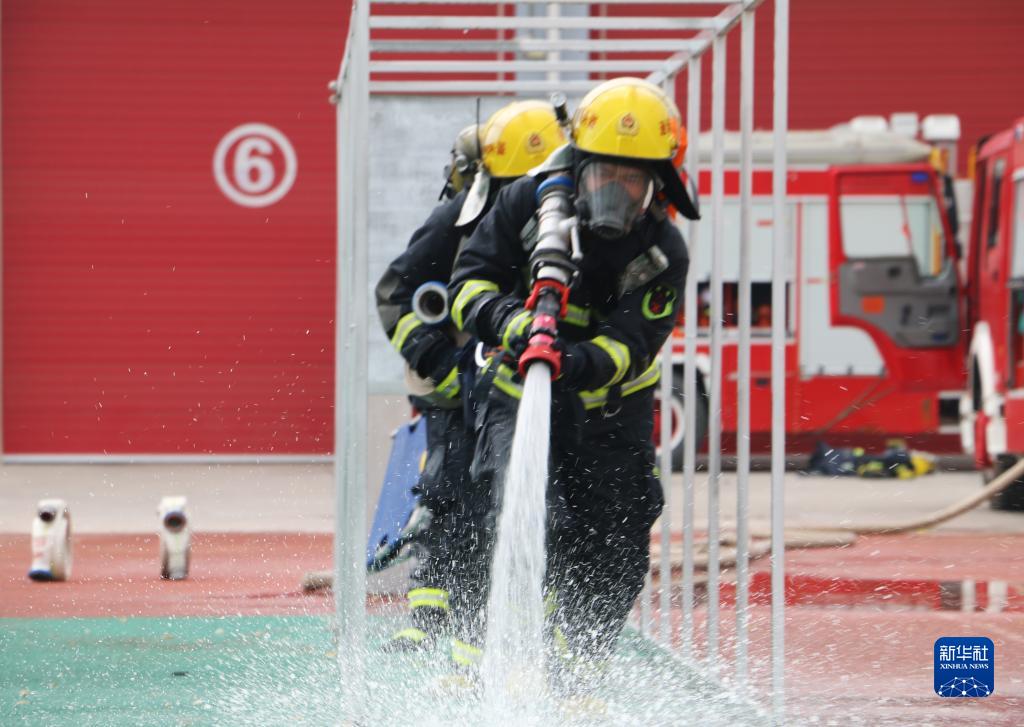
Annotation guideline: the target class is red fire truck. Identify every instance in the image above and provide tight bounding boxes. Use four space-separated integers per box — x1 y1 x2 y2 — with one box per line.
660 117 966 465
960 118 1024 509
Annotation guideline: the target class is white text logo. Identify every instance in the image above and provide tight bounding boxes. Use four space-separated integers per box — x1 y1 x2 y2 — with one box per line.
213 123 297 207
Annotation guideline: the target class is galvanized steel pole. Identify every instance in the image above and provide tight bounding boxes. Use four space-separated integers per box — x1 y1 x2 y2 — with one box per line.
546 1 561 85
641 570 653 636
771 0 790 721
333 70 350 630
681 55 702 657
657 76 677 649
334 0 369 717
707 32 727 665
735 5 755 686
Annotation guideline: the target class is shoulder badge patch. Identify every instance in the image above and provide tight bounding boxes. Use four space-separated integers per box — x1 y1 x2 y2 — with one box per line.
642 284 677 320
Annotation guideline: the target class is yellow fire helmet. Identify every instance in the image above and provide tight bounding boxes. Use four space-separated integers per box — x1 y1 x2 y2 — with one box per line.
481 100 566 178
573 76 682 160
457 99 566 227
572 77 699 220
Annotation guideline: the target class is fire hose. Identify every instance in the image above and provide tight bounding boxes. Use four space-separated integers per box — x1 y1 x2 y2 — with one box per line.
517 174 580 378
830 456 1024 535
650 458 1024 575
310 461 1024 590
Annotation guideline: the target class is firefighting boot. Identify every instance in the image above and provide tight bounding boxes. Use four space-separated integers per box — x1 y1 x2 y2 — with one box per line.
382 587 451 652
431 637 482 696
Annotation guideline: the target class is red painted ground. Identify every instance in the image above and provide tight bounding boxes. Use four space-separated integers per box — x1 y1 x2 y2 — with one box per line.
767 532 1024 583
658 532 1024 724
0 533 337 618
699 533 1024 612
3 530 1023 723
673 607 1024 725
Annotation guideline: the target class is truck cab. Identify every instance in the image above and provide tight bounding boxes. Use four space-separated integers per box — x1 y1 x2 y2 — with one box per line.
961 118 1024 508
660 116 967 465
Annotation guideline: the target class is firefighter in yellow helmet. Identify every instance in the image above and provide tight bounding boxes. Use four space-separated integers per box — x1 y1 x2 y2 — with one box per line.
448 78 697 689
438 123 483 201
572 76 697 233
374 100 565 652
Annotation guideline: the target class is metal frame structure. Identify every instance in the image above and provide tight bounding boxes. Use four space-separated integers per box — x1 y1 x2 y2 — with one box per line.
332 0 788 719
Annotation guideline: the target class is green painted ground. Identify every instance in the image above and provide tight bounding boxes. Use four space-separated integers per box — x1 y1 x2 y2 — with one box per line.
1 616 767 726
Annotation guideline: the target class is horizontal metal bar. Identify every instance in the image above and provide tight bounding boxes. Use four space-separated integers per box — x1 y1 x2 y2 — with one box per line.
370 79 596 93
371 38 701 53
647 0 762 84
370 16 721 31
370 59 666 73
371 0 737 4
3 454 335 464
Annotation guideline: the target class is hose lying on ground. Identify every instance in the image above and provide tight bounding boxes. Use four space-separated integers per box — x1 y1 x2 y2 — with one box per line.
649 458 1024 574
308 461 1024 588
833 456 1024 535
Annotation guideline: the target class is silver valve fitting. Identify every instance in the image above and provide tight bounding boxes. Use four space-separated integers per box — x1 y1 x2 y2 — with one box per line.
551 92 572 135
531 175 578 289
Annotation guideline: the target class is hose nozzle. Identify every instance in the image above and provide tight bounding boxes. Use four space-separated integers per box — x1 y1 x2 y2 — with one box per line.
519 283 567 378
518 315 561 379
520 174 577 379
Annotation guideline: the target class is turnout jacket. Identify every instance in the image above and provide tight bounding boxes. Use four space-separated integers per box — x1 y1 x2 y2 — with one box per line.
375 190 479 406
449 175 689 403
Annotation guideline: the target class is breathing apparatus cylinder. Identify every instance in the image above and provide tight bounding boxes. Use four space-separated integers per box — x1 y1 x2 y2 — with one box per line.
519 175 579 378
412 281 450 326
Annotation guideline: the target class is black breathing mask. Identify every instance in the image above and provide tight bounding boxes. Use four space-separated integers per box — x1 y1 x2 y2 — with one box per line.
576 160 655 240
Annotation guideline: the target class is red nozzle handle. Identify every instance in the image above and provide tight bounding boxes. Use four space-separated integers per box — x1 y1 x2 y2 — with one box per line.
518 312 561 378
525 279 570 318
518 333 561 379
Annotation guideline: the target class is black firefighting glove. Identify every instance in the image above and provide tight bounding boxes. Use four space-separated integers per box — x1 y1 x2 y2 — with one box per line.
498 308 534 361
552 339 591 390
412 328 462 383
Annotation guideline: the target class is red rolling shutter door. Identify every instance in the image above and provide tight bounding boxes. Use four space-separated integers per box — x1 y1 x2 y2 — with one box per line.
2 1 348 454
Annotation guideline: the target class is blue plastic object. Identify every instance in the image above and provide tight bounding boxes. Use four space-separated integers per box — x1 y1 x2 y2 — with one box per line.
535 174 574 203
366 417 427 569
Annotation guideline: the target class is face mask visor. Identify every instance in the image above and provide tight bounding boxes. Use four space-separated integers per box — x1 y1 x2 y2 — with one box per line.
577 161 655 240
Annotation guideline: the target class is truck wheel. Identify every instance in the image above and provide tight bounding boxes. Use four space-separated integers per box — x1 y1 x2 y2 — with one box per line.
667 369 708 472
987 455 1024 512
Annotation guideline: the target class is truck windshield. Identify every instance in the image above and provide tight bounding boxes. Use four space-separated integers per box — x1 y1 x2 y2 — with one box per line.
840 193 947 277
1012 178 1024 279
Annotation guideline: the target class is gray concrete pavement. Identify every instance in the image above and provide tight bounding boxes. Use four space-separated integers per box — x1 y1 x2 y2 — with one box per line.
0 393 411 535
672 470 1024 534
0 462 337 534
3 460 1023 535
